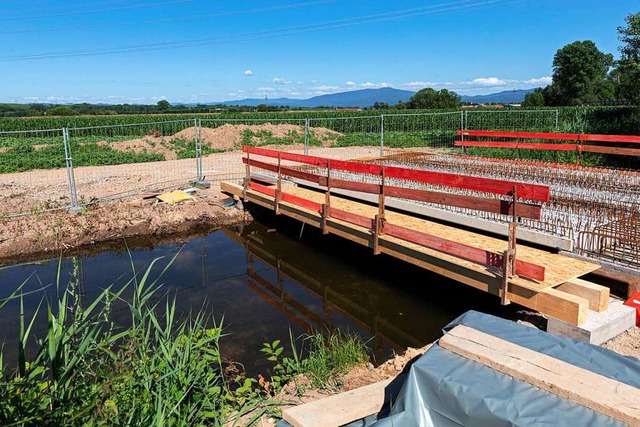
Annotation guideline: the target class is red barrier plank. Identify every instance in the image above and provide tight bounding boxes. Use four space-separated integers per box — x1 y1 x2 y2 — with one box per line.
331 178 380 195
245 146 550 202
385 223 545 281
249 182 321 211
280 192 322 212
250 181 276 197
385 186 542 220
579 145 640 156
457 130 640 144
280 166 324 185
328 158 384 175
242 157 278 172
244 146 328 167
384 165 550 202
455 141 578 151
328 207 373 229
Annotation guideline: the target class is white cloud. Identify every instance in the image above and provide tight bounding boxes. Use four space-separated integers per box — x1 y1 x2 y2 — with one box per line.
244 70 253 76
345 81 356 87
399 76 552 94
523 76 552 86
272 77 292 85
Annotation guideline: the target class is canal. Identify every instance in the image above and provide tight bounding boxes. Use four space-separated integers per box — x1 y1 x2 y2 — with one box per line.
0 212 508 375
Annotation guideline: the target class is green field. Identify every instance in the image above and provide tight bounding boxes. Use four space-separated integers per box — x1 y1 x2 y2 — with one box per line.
1 106 637 173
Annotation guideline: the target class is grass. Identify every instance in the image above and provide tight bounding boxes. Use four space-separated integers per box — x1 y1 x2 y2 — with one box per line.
0 255 372 425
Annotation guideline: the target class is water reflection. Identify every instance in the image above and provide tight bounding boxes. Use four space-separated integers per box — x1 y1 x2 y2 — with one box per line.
0 217 503 375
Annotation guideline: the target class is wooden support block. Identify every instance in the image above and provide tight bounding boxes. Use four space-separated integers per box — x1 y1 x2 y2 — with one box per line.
508 287 589 326
439 325 640 426
283 378 394 427
556 278 610 312
584 268 639 299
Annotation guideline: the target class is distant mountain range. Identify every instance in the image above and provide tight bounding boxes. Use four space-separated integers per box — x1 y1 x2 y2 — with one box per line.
214 87 537 108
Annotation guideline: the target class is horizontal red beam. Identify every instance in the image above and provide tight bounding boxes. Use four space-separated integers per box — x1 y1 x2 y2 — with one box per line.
327 207 373 229
455 141 578 151
457 130 640 144
330 178 380 195
249 182 322 211
384 223 545 281
385 186 542 220
243 157 324 185
384 165 549 202
579 145 640 156
244 146 550 202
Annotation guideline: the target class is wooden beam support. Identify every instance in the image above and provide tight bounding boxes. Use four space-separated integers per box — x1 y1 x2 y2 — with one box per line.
556 278 610 312
283 378 395 427
439 325 640 425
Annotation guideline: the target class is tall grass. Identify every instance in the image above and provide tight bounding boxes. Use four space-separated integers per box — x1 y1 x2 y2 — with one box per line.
0 255 235 425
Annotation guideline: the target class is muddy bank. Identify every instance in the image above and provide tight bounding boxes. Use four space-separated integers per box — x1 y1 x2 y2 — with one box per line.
0 186 250 264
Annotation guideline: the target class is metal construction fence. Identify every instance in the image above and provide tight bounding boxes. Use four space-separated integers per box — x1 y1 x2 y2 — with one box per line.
0 110 559 218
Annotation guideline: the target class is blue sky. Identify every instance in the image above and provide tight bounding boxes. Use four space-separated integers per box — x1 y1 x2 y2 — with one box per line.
0 1 635 104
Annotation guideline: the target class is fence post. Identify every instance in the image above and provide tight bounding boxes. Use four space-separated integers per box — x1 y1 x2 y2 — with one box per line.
63 127 81 212
194 118 203 181
379 114 384 157
304 118 310 155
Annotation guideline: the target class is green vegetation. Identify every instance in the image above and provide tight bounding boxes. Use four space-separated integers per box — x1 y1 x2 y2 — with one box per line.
0 257 371 425
615 11 640 104
0 142 164 174
261 329 369 394
405 88 461 109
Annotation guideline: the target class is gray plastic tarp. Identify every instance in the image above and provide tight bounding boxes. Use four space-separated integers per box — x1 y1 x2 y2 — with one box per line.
372 310 640 427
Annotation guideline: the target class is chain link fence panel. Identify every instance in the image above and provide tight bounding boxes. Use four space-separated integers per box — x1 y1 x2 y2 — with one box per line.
67 120 198 206
0 128 71 217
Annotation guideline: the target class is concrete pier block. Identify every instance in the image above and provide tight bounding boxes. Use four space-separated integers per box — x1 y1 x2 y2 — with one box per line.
547 298 636 345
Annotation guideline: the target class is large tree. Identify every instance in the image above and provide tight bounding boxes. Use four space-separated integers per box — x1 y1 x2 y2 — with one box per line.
522 88 545 107
408 88 460 109
615 11 640 103
547 40 614 105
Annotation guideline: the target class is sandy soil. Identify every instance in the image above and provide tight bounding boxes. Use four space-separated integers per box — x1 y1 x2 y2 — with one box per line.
0 185 249 264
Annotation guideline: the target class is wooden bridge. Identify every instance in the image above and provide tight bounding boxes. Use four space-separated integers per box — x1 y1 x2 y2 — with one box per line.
221 146 613 326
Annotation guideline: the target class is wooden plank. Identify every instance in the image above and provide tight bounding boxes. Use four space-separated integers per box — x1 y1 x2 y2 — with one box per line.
455 141 578 151
580 145 640 156
328 158 384 175
585 268 639 299
283 378 394 427
331 178 381 195
244 146 328 167
556 278 610 312
439 325 640 425
242 157 278 173
280 166 324 185
328 207 373 229
385 222 545 281
250 181 276 197
383 165 550 202
385 186 542 220
281 192 323 212
509 287 589 326
457 130 640 144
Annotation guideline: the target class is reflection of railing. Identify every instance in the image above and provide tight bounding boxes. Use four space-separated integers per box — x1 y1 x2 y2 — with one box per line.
242 146 550 305
232 231 425 357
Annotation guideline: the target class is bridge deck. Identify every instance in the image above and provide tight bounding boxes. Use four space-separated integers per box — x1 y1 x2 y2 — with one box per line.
222 181 601 325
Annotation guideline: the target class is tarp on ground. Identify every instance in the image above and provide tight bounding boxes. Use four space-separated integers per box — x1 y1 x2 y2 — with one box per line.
372 310 640 427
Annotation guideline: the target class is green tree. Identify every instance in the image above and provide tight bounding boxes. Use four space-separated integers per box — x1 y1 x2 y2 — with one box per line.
547 40 614 105
45 106 78 116
408 88 460 109
156 99 170 111
615 11 640 103
522 88 546 107
256 103 268 112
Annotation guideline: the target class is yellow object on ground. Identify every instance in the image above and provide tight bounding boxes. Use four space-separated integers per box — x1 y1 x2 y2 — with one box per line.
156 190 195 205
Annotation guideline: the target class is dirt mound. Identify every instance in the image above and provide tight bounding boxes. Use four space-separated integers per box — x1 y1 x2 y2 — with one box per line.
98 136 178 160
173 123 342 152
